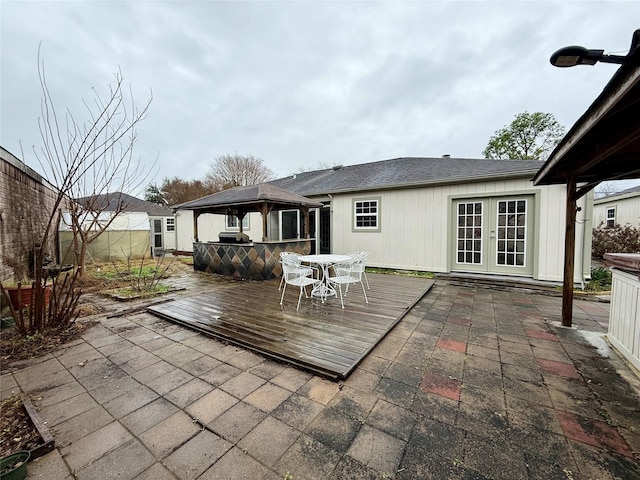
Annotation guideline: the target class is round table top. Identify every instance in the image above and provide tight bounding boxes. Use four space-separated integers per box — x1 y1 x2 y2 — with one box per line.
299 254 350 264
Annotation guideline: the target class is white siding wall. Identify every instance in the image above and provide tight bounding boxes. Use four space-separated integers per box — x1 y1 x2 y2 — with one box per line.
607 268 640 371
593 194 640 227
329 179 589 283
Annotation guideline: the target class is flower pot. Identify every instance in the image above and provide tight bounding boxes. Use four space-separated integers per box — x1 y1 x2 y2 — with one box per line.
6 285 51 310
0 450 30 480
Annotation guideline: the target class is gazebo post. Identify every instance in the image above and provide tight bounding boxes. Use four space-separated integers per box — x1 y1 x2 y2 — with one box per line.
193 209 200 242
561 175 577 327
237 210 246 234
301 207 310 238
261 204 269 241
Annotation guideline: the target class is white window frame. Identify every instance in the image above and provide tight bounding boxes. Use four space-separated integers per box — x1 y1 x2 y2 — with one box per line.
353 197 381 232
279 210 301 240
495 198 528 268
165 217 175 232
456 201 483 265
606 207 616 228
226 215 250 230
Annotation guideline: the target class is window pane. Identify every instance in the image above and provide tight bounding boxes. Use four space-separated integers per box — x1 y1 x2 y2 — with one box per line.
355 200 379 229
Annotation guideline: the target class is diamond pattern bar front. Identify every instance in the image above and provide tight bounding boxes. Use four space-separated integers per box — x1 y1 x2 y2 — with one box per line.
193 240 312 280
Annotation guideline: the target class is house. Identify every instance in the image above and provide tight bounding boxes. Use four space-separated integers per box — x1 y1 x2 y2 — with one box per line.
175 156 593 284
0 146 61 282
593 185 640 227
59 192 176 263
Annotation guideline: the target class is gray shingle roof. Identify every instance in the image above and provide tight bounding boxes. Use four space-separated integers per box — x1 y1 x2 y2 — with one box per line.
269 157 543 196
76 192 173 216
177 183 322 211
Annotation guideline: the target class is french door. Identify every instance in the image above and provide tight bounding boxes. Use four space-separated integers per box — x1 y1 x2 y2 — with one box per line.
453 196 534 276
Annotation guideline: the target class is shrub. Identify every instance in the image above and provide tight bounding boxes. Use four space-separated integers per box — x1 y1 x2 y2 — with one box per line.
585 267 612 291
592 223 640 260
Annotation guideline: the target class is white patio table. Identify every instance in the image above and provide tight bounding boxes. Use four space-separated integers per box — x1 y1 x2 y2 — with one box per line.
299 254 350 302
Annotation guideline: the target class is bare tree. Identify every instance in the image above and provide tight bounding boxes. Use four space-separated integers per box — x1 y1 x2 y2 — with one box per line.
0 55 153 334
206 154 274 190
594 181 624 199
296 161 336 173
36 61 154 276
157 176 219 206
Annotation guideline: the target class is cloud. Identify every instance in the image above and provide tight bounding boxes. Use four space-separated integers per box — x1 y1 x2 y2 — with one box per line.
1 0 639 191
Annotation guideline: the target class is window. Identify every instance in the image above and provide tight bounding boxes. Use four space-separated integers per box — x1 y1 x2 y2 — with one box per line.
456 202 483 264
280 210 299 239
166 218 175 232
353 198 380 231
606 207 616 228
226 215 249 230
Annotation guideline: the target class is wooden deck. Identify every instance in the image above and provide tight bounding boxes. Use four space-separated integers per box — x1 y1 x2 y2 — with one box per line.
147 273 433 379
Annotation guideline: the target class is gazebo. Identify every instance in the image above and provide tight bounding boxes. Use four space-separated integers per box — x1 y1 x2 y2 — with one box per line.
178 183 322 280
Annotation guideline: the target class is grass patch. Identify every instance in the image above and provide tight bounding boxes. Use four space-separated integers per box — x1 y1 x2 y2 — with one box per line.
584 266 612 292
366 267 435 278
108 283 171 299
91 264 161 281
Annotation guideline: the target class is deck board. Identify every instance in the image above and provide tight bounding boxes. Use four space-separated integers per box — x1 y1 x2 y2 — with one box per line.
147 273 433 379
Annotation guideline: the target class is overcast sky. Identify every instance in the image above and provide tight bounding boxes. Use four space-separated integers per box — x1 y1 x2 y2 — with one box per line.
2 1 639 196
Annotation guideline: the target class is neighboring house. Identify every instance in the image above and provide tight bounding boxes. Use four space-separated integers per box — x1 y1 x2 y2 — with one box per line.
593 185 640 228
59 192 176 263
176 156 593 284
0 146 61 282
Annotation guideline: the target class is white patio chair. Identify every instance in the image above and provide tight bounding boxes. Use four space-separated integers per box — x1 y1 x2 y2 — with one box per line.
278 252 313 291
356 251 370 289
328 260 369 309
337 251 370 292
280 257 320 311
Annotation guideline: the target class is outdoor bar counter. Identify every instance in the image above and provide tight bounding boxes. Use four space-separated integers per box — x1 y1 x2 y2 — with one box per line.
193 239 313 281
604 253 640 372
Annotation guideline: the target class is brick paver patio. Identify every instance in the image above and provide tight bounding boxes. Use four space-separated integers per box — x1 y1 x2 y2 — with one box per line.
2 275 639 480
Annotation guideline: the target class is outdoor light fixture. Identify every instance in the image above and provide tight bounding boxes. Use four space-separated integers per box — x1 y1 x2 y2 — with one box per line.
550 46 626 67
550 29 640 67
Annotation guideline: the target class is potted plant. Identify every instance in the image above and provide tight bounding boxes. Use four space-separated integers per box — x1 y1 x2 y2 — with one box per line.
4 281 51 310
0 450 30 480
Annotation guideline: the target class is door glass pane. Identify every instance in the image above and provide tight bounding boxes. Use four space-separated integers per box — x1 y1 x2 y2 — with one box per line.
456 202 482 264
153 219 162 248
496 199 527 267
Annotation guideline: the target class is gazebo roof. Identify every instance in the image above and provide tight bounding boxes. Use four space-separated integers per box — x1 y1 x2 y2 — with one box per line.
176 183 322 215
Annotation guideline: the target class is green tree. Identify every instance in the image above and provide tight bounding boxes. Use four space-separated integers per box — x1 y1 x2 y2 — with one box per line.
144 183 166 205
483 112 565 161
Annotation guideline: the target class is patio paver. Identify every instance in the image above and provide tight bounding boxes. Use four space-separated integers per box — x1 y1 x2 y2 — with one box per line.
3 274 638 480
